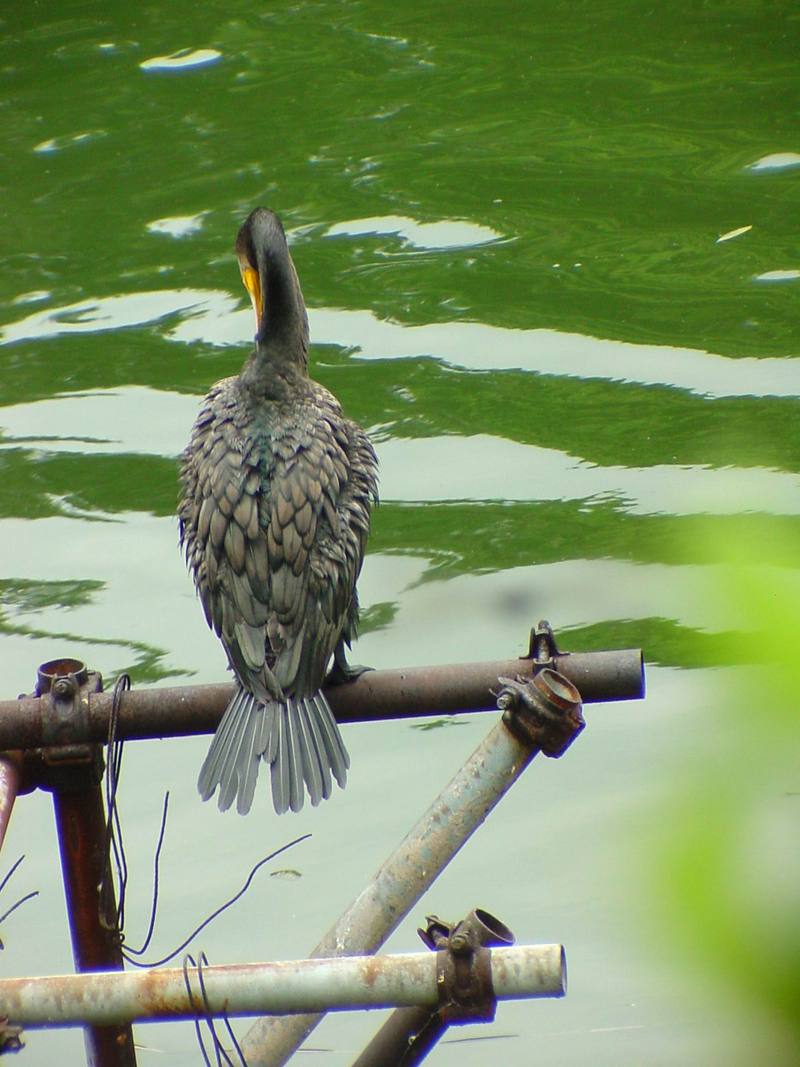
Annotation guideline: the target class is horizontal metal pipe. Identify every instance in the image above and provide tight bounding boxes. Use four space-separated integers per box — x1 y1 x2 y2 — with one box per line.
0 945 565 1028
0 648 643 750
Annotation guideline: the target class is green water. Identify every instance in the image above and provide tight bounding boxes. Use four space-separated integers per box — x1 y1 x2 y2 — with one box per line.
1 2 798 1064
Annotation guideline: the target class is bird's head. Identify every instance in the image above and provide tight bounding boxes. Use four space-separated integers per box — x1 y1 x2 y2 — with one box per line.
234 208 308 354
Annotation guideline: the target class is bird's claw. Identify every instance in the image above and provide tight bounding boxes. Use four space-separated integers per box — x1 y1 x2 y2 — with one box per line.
325 659 373 687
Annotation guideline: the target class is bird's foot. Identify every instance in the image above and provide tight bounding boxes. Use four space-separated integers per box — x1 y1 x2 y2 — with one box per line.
325 656 373 687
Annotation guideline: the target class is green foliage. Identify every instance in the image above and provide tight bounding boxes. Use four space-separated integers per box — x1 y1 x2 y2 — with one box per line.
651 524 800 1062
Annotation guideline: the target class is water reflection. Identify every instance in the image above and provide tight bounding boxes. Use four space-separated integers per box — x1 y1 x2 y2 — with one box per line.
753 270 800 284
3 389 797 517
0 291 237 344
5 288 799 400
747 152 800 172
139 48 222 72
146 213 208 238
0 512 196 684
32 130 107 154
323 215 504 249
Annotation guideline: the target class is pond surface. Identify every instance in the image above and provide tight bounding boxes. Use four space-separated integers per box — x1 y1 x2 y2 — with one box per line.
1 2 798 1064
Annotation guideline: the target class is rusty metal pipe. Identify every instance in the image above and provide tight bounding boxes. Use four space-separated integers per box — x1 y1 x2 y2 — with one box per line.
0 647 643 750
0 944 565 1027
52 783 124 974
353 908 515 1067
34 659 137 1067
239 674 580 1066
0 753 22 854
351 1004 441 1067
51 781 137 1067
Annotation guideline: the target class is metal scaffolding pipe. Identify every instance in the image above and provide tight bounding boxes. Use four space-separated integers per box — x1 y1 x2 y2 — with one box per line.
52 784 126 976
0 647 643 750
32 658 136 1067
51 782 136 1063
0 944 565 1028
0 753 21 854
240 671 582 1066
353 908 515 1067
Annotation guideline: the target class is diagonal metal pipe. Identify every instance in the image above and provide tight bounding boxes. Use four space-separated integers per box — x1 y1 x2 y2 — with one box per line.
240 670 585 1065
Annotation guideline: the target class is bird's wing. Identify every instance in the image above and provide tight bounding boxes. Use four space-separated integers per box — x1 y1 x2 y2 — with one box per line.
326 417 379 647
179 384 280 703
265 405 376 696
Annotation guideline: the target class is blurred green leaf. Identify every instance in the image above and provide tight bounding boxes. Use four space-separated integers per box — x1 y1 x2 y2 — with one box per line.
649 523 800 1063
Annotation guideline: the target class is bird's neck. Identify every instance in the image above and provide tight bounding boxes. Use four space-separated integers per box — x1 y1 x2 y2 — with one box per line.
240 341 308 400
255 242 309 352
241 242 310 398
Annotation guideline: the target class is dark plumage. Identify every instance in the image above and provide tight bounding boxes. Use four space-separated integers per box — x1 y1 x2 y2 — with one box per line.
179 208 378 814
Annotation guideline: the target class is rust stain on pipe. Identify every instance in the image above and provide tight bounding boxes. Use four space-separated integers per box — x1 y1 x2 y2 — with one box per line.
0 754 21 853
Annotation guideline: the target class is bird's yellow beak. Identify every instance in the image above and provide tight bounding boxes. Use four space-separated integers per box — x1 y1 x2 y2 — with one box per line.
240 265 263 328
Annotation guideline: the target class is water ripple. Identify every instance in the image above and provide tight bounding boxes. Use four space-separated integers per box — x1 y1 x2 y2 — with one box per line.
747 152 800 172
33 130 107 154
0 290 237 344
146 213 207 238
1 390 797 517
324 215 505 250
753 270 800 284
3 288 798 400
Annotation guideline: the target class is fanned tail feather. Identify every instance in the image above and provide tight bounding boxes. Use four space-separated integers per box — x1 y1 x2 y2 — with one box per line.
311 691 350 787
294 699 326 807
197 685 349 815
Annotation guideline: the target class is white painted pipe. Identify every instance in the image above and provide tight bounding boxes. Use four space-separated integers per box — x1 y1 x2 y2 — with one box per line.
0 944 565 1028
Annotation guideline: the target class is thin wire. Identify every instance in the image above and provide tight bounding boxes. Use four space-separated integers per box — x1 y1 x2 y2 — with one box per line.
0 855 39 948
99 675 168 957
183 952 246 1066
0 854 25 896
184 952 214 1067
121 791 170 961
99 673 130 932
220 1008 247 1066
133 789 170 956
0 890 39 929
126 833 311 970
195 952 239 1066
